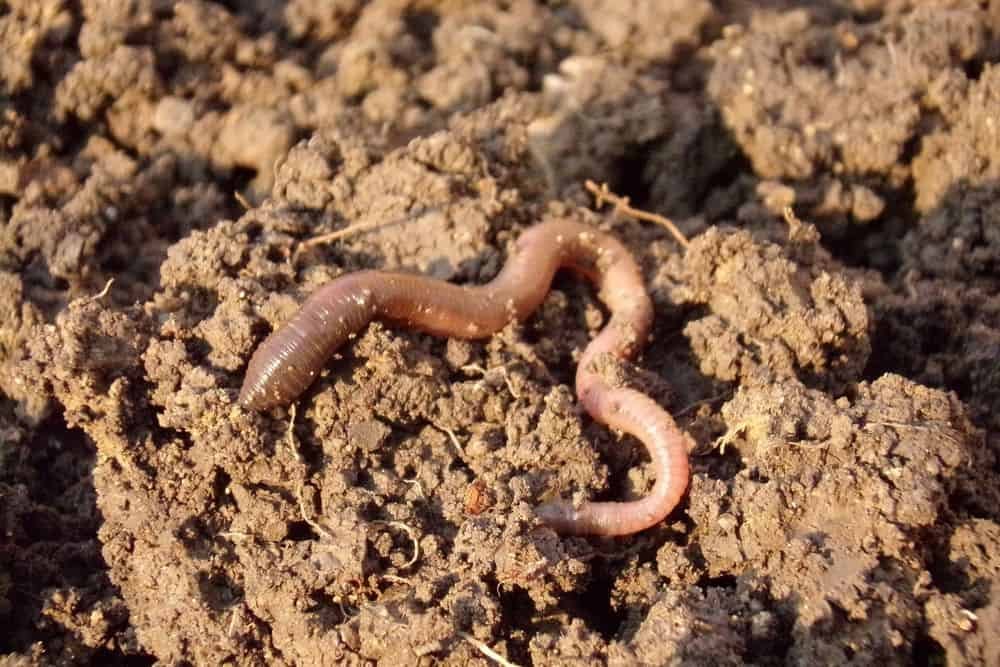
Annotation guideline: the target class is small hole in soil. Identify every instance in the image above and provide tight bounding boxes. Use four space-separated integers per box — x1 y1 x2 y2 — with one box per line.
227 166 258 196
612 145 654 208
911 634 947 666
491 580 534 664
266 245 285 263
403 8 440 48
100 250 130 275
702 444 745 483
212 469 233 506
850 8 884 24
899 130 923 166
307 590 347 628
499 582 536 621
699 151 752 207
963 59 984 82
699 573 738 589
244 221 262 241
557 570 624 640
822 217 904 273
196 571 243 612
918 322 953 357
286 520 315 541
90 648 155 666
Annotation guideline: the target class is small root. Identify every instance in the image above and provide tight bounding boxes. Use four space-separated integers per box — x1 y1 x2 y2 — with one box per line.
88 278 115 302
300 214 413 248
435 424 465 457
585 179 689 249
228 605 244 637
370 520 420 569
713 421 750 455
296 484 335 542
457 631 521 667
401 477 426 498
234 191 252 210
286 404 303 463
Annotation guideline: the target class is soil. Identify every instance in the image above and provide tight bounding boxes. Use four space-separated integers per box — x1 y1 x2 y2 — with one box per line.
2 1 999 665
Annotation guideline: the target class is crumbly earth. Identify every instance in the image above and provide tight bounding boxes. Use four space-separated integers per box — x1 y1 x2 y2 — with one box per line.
1 1 999 665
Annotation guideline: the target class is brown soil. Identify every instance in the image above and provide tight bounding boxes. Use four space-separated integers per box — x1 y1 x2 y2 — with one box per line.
2 1 999 665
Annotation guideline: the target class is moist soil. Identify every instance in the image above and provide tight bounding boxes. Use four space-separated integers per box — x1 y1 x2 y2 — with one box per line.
2 1 1000 665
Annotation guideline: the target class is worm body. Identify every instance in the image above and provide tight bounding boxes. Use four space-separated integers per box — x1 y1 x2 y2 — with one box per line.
240 219 690 536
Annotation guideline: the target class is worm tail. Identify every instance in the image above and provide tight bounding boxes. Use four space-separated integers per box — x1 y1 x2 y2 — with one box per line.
536 387 691 536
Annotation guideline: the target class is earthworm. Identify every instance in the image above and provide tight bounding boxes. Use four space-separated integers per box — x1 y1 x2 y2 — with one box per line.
239 219 690 536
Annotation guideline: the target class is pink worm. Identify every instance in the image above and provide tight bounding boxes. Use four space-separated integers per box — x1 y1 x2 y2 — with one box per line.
239 219 690 536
